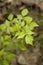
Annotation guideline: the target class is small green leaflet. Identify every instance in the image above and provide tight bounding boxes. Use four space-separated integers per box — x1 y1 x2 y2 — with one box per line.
17 14 23 20
15 24 21 31
12 18 18 23
21 21 25 27
4 35 10 40
21 9 29 16
6 27 10 34
24 16 33 24
8 14 13 21
9 26 15 32
26 22 39 30
17 42 27 50
0 49 4 56
29 22 39 29
24 25 34 35
25 35 33 45
15 31 20 37
0 24 6 30
5 20 10 27
17 31 25 39
26 30 34 35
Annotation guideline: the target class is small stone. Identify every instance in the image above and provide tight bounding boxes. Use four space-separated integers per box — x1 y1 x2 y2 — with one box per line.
17 54 26 65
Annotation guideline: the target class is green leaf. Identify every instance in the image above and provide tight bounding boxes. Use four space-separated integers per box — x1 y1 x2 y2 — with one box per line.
21 21 25 27
21 9 29 16
17 14 23 20
25 35 33 45
17 31 25 39
0 37 4 43
17 42 27 50
6 27 10 34
0 49 4 56
4 35 10 40
5 53 15 61
4 41 10 45
24 25 34 35
5 20 10 27
0 24 6 30
8 14 13 21
9 26 15 32
24 16 32 24
15 24 21 31
26 30 34 35
29 22 39 30
9 26 16 32
3 60 9 65
15 31 20 37
24 25 29 30
30 22 38 27
12 18 18 23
